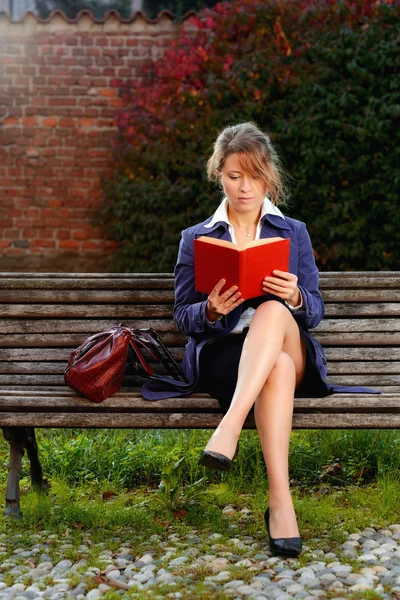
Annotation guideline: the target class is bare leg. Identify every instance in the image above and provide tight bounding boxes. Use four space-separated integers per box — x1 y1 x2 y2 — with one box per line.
204 301 305 459
254 352 299 538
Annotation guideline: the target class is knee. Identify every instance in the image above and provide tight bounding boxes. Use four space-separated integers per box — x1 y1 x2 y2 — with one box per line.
255 299 288 318
266 351 296 385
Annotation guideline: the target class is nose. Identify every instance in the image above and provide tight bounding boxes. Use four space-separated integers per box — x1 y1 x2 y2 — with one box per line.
240 175 252 192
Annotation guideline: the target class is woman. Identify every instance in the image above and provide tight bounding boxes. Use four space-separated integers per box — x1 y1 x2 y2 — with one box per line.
143 121 332 557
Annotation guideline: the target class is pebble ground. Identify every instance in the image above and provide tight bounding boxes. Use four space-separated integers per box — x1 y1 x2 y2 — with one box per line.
1 506 400 599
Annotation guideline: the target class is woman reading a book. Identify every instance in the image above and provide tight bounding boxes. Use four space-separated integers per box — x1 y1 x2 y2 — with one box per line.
142 121 332 557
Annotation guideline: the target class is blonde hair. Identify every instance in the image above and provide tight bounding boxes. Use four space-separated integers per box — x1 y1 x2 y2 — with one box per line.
206 122 290 206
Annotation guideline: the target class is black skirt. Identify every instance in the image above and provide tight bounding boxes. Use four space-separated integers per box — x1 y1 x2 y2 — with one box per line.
197 310 331 414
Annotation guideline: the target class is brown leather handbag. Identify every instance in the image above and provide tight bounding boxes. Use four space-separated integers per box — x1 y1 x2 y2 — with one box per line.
65 324 186 403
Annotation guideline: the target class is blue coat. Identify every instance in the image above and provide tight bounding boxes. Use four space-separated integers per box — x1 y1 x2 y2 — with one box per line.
141 212 379 400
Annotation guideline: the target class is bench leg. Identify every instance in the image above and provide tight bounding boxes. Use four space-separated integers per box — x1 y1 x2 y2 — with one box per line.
24 428 44 490
2 427 45 519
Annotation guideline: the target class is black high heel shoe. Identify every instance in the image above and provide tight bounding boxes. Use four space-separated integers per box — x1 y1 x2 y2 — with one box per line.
198 442 239 472
264 506 302 557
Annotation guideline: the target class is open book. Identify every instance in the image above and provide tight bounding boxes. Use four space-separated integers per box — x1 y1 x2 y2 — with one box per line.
194 236 290 301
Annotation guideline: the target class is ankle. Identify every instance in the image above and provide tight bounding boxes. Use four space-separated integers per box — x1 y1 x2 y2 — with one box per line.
218 416 243 439
268 493 294 511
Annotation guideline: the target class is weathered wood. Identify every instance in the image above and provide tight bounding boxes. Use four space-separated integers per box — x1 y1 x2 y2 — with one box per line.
0 332 184 348
325 375 400 385
1 304 399 322
315 332 400 345
314 319 400 333
327 362 400 374
0 273 174 280
0 394 400 412
1 332 400 349
1 347 399 363
0 290 176 303
0 349 74 361
0 372 396 387
1 272 399 287
0 319 179 335
2 303 400 319
1 360 398 376
0 305 174 319
1 317 398 335
0 278 175 290
324 348 400 361
1 288 399 304
319 290 400 302
324 304 400 317
2 411 400 428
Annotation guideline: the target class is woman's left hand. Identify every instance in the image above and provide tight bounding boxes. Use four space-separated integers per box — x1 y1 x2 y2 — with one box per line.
262 270 301 306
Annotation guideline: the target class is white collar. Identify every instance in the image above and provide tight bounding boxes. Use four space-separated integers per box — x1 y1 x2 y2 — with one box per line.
204 196 285 228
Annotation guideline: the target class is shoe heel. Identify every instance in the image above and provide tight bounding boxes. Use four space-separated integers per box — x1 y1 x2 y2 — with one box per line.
264 506 302 558
199 442 239 472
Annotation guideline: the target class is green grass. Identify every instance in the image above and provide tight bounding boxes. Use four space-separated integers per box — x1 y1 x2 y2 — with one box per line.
2 428 400 491
1 428 400 559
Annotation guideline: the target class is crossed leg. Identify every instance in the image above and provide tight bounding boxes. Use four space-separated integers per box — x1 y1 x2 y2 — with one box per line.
203 300 306 537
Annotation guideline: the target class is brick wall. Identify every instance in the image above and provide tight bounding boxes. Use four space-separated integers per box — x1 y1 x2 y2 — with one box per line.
0 10 187 272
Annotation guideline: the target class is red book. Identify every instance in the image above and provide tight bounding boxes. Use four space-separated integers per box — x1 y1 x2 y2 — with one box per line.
194 236 290 300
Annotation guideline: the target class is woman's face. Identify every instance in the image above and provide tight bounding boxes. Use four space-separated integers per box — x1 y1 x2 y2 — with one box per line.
218 153 268 216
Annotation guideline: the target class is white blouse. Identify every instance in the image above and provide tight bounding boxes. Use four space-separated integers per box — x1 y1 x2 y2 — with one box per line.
204 197 302 332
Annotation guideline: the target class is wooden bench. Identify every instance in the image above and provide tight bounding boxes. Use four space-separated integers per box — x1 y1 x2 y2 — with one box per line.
0 271 399 518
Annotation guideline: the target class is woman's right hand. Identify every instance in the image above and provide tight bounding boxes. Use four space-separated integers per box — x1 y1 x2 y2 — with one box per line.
206 279 244 322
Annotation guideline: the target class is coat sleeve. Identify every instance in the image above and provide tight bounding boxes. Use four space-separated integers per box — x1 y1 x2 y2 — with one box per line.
292 222 325 330
173 228 227 337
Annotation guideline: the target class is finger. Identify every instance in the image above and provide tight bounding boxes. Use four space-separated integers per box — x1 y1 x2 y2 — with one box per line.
262 283 289 297
225 297 244 313
220 285 239 302
212 279 227 295
272 270 294 280
264 276 293 289
217 291 241 312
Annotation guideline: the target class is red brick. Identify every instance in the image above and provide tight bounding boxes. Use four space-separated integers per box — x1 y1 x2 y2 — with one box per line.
0 219 13 228
82 241 102 249
59 118 75 127
43 118 58 127
59 240 80 249
4 229 20 239
31 239 56 248
56 230 70 240
15 219 30 228
72 229 88 240
47 218 62 227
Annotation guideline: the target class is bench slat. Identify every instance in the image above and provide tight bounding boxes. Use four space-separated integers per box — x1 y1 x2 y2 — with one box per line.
0 290 176 303
0 305 174 318
0 289 399 303
0 361 399 375
1 394 400 411
1 411 400 429
1 347 400 362
1 272 399 288
0 318 399 335
1 303 400 319
0 373 397 388
1 332 399 347
325 304 400 317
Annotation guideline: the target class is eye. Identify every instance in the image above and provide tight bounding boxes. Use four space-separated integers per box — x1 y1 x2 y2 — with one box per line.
229 176 240 180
